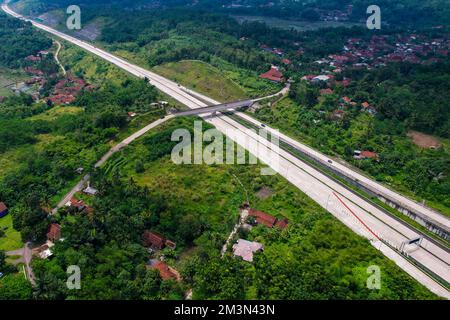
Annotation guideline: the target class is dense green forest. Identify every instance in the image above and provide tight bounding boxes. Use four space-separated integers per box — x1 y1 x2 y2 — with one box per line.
12 0 450 27
0 12 52 68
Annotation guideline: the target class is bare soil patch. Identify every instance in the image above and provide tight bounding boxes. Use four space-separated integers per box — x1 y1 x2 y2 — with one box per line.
407 130 441 149
256 186 273 199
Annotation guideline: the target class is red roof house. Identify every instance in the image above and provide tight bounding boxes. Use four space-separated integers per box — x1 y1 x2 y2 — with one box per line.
0 202 8 218
260 66 284 83
248 208 277 228
143 231 165 250
148 261 180 281
47 223 61 241
68 197 86 211
360 150 379 160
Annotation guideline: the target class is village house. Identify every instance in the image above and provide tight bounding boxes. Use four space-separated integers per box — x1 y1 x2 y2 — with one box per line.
311 75 333 84
25 55 41 62
361 101 376 114
247 208 289 230
142 230 177 250
47 223 61 242
331 109 345 120
66 197 86 211
260 66 284 83
33 242 54 259
320 88 333 95
341 96 356 107
232 239 264 262
146 259 181 281
83 183 99 196
24 67 44 76
301 74 316 82
0 202 9 218
354 150 379 160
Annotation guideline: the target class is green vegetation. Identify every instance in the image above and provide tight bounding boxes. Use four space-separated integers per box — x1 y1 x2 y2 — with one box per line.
253 60 450 215
0 273 33 300
0 214 23 252
28 106 84 121
154 60 247 102
0 67 26 97
0 11 52 68
0 77 162 241
3 0 448 300
28 117 437 299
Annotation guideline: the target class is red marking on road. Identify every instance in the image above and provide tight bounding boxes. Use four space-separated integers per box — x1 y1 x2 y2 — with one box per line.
332 192 380 240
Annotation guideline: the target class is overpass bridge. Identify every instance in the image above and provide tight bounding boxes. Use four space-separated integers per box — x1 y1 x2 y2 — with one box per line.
171 99 255 117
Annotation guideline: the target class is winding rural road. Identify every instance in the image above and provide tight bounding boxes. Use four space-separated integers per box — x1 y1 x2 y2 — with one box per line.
53 40 66 75
3 3 449 298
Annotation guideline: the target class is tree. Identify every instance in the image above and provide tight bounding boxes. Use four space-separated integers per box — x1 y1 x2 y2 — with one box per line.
0 274 33 300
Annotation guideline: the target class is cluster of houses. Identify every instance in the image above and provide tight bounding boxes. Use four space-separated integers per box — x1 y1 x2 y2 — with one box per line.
324 33 450 72
33 223 62 259
300 73 376 118
65 183 98 214
316 5 353 22
142 230 179 281
232 208 289 263
260 44 285 57
25 50 49 62
47 75 92 105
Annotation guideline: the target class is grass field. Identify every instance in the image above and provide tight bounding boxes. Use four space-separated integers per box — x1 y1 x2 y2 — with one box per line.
28 106 84 121
153 59 280 101
0 67 26 97
154 60 248 102
0 214 22 252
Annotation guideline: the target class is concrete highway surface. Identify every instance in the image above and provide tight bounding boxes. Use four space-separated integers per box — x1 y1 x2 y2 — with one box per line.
3 3 449 298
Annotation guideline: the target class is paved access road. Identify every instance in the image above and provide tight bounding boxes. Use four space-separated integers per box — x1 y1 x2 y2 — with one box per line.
3 3 448 298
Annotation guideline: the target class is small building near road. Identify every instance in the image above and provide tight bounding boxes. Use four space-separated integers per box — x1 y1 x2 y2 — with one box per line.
0 202 9 218
232 239 264 262
66 197 86 211
83 185 99 196
354 150 379 160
